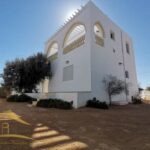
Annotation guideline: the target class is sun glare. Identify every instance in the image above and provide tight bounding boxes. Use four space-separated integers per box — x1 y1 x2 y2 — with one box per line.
65 9 77 20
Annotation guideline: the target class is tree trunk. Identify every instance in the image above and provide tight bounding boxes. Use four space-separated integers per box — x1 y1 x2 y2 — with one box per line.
109 95 112 106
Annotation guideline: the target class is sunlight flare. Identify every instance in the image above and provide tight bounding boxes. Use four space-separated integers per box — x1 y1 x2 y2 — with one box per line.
34 126 49 132
32 130 59 139
31 135 70 148
43 141 88 150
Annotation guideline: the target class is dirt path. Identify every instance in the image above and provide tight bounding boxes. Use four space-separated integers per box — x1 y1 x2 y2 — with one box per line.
0 99 150 150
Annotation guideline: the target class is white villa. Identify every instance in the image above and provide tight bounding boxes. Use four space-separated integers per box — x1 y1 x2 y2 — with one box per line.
39 1 138 108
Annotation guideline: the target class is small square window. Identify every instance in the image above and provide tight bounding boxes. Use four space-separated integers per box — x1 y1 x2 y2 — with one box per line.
63 65 73 81
110 31 115 40
113 49 116 53
126 43 130 54
125 71 129 78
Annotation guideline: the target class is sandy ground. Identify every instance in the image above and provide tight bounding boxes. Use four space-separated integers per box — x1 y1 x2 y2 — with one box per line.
0 99 150 150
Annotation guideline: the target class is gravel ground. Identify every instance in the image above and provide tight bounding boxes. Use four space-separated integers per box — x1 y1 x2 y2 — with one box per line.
0 99 150 150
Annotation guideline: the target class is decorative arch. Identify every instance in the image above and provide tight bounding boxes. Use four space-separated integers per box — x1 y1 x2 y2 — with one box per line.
47 42 58 60
63 23 86 54
94 22 105 46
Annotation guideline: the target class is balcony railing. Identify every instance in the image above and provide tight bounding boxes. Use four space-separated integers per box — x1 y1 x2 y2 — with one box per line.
95 35 104 47
48 53 58 61
63 35 85 54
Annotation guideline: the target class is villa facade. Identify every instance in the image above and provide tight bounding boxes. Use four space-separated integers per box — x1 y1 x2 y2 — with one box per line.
39 1 138 108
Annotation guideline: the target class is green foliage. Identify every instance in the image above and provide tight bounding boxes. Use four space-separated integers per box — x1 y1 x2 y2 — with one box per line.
37 99 73 109
132 96 142 104
103 75 127 105
7 94 36 102
36 99 50 108
7 94 18 102
3 53 51 93
86 97 108 109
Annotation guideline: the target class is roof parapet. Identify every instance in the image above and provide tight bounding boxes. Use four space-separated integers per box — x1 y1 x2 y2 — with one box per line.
45 1 94 44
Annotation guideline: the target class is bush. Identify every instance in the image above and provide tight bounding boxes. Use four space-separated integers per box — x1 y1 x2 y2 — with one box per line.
37 99 73 109
7 94 18 102
86 97 108 109
7 94 36 102
36 99 50 108
132 96 142 104
18 94 36 102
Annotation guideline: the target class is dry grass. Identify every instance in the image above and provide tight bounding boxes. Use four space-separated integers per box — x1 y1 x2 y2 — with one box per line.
0 99 150 150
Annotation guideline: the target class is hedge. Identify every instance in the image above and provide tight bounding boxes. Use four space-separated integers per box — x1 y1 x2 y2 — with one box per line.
7 94 36 103
86 98 108 109
37 99 73 109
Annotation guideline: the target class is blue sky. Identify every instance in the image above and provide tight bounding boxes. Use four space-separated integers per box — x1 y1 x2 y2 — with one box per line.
0 0 149 88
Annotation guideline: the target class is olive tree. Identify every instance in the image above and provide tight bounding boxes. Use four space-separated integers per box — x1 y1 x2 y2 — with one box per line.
3 53 51 93
103 75 127 105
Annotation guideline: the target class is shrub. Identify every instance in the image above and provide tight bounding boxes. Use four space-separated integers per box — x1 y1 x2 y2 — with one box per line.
86 97 108 109
36 99 50 108
37 99 73 109
7 94 36 102
18 94 36 102
7 94 18 102
132 96 142 104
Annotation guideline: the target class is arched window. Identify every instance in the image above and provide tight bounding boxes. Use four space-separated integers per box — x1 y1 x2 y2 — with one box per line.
94 22 105 46
63 24 86 54
47 42 58 60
